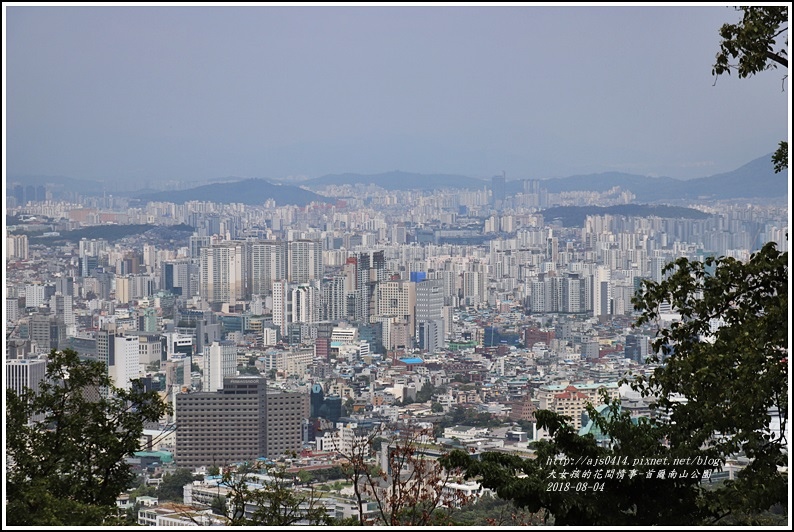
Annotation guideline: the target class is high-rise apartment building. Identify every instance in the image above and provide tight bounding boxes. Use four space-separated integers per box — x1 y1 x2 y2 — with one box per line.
202 341 238 392
250 240 287 295
287 240 323 283
272 280 320 337
321 276 347 322
199 241 249 304
7 234 29 260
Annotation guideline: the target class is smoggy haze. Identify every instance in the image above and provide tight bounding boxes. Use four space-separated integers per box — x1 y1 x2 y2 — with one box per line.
4 4 790 184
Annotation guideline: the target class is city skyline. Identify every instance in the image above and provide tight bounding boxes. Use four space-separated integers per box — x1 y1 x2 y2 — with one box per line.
5 3 790 185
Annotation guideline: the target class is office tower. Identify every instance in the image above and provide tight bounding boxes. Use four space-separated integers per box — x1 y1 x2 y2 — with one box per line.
491 174 506 208
129 274 155 299
310 383 324 418
78 239 108 278
376 279 416 338
265 389 307 458
546 234 559 263
175 376 267 468
6 358 48 422
29 314 65 354
202 341 238 392
175 376 306 468
174 309 220 354
592 266 612 318
199 241 249 304
189 234 211 259
415 278 445 352
136 307 158 333
80 255 99 278
163 259 191 296
250 240 287 296
110 334 140 391
287 240 323 283
96 324 116 374
49 294 76 337
12 184 24 205
6 298 20 324
54 276 74 297
116 252 142 275
137 332 163 365
624 334 650 363
417 321 443 354
6 358 47 397
115 275 132 304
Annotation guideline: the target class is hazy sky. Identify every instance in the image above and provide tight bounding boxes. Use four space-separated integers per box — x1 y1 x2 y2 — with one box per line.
4 3 790 184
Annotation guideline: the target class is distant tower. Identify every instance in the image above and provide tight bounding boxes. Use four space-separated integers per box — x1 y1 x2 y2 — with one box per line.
491 173 506 209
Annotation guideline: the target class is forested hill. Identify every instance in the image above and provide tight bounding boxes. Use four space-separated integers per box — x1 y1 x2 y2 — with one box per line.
539 204 710 227
29 224 196 244
136 179 329 207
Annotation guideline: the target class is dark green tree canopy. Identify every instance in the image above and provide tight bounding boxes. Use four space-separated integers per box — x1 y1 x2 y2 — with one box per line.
631 242 788 518
442 243 788 525
6 348 170 526
713 6 788 78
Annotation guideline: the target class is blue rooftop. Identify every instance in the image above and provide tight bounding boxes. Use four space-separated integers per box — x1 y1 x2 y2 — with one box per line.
399 357 424 364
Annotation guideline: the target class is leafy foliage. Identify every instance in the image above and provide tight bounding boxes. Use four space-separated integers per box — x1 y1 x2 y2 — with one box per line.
713 6 788 78
6 348 170 526
441 402 713 526
631 242 788 519
156 468 202 502
772 140 788 174
215 461 332 525
713 6 788 173
336 422 474 525
449 492 545 526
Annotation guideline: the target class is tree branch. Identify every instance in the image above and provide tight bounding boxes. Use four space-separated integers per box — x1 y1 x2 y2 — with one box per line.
765 50 788 68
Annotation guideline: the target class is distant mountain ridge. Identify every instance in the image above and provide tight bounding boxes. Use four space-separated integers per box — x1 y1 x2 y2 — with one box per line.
508 154 785 201
299 154 784 201
7 154 785 203
301 170 488 191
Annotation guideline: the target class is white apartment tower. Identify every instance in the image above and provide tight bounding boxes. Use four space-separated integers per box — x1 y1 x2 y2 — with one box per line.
200 241 249 304
287 240 323 284
202 341 238 392
110 334 141 392
251 240 287 296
